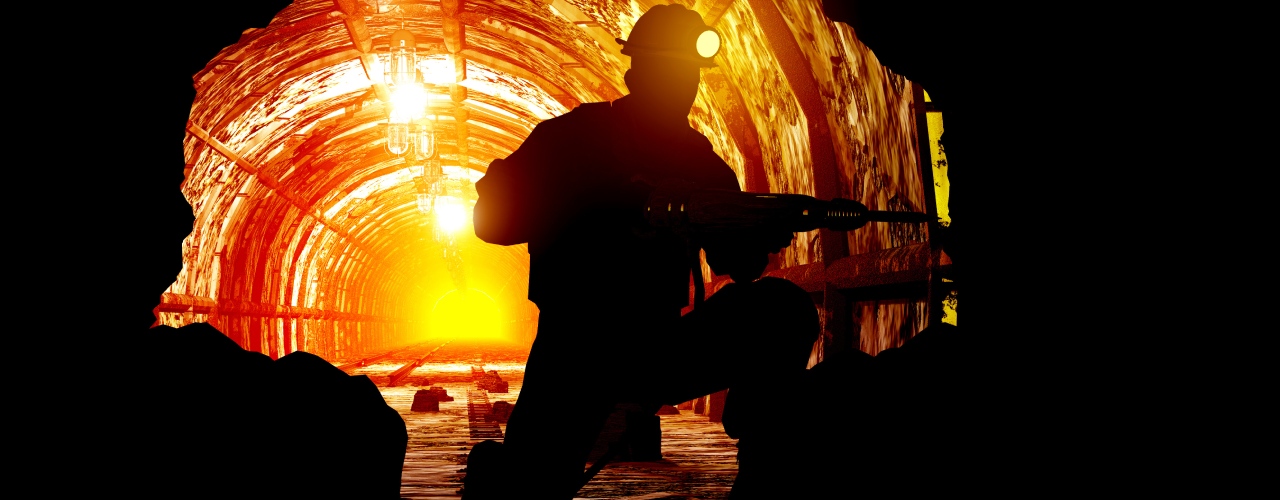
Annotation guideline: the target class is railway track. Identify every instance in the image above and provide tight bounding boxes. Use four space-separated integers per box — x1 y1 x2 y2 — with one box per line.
388 340 455 386
330 339 741 498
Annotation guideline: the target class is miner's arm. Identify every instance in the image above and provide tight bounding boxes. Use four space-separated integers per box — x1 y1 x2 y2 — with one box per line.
473 158 528 245
473 122 566 246
694 156 793 283
703 226 793 283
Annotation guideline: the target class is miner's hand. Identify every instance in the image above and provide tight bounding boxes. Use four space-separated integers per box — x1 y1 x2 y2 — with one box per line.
760 226 795 255
707 227 794 283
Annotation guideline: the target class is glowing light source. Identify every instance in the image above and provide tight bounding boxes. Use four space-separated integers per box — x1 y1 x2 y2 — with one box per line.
389 84 427 123
386 122 410 156
383 28 431 157
435 197 467 233
696 29 720 59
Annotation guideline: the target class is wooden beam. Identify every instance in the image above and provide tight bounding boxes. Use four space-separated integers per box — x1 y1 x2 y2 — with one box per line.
745 0 846 259
187 120 258 175
696 0 737 26
746 0 853 356
469 14 625 100
549 0 626 59
193 11 344 91
343 14 374 53
200 46 381 153
441 0 461 17
461 48 579 109
186 121 381 267
702 70 768 193
823 243 932 290
333 0 360 16
694 243 935 297
443 18 465 54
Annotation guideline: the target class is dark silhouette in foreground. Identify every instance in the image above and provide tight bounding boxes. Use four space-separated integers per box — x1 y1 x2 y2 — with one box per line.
707 322 972 498
715 280 823 499
115 322 407 498
463 5 806 498
74 1 415 496
81 0 998 496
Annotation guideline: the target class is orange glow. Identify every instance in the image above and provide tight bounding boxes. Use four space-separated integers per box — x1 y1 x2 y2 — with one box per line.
389 84 427 123
172 0 949 362
435 197 469 233
420 55 457 86
427 289 509 344
401 361 528 374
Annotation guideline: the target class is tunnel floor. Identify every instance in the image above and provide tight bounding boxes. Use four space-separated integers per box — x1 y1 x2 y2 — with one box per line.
342 339 742 499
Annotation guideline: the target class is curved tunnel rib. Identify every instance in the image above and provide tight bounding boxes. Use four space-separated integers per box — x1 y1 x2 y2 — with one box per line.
159 0 936 363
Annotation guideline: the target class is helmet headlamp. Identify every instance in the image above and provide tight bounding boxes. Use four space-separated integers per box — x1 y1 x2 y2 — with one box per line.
614 5 722 67
696 29 720 59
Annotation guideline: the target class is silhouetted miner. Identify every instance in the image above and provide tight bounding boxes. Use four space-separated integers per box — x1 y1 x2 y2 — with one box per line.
465 4 814 499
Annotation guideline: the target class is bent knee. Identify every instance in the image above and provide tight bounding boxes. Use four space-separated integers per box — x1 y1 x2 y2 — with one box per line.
706 277 819 346
739 277 817 319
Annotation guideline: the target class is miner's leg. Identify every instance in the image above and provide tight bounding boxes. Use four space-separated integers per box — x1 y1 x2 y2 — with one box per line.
464 309 616 499
628 277 820 405
693 278 822 499
501 389 614 498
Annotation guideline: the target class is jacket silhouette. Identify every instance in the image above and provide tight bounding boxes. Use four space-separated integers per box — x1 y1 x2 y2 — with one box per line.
464 5 813 498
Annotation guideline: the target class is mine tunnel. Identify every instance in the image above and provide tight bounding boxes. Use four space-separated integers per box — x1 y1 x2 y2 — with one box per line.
155 0 953 364
136 0 964 497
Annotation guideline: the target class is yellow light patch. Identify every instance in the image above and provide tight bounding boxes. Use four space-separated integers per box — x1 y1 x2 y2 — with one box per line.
697 30 720 58
435 197 468 233
429 289 508 343
389 84 427 123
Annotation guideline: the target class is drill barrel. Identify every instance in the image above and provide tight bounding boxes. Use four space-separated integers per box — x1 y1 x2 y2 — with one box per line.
644 188 933 234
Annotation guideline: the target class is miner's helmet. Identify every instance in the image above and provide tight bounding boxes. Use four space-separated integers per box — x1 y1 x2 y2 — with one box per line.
615 4 720 67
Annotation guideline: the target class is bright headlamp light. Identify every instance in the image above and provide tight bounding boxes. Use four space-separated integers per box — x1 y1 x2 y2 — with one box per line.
696 29 720 59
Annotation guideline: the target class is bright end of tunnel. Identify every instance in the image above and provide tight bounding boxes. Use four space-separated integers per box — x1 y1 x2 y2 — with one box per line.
427 289 510 344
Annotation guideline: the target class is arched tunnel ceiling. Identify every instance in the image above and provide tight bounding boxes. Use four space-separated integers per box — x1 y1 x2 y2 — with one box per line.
160 0 929 360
